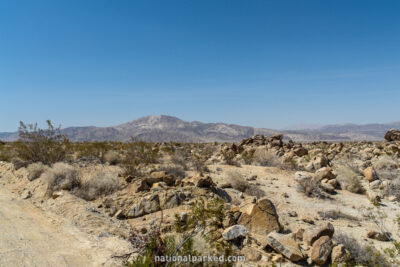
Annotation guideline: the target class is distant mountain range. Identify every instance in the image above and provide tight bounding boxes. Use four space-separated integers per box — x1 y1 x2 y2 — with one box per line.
0 115 399 142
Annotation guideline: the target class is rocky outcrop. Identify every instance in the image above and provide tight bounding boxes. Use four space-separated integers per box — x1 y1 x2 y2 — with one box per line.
384 129 400 142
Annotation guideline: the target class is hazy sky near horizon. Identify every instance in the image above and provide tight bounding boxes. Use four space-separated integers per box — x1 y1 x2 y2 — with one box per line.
1 0 399 132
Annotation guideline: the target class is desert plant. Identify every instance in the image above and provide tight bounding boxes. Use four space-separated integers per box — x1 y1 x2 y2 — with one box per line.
336 165 364 194
16 120 69 165
122 139 160 177
44 162 80 196
333 231 390 266
228 171 265 198
373 155 400 180
385 177 400 201
104 150 120 165
26 162 47 181
253 149 281 167
77 172 120 200
296 177 326 199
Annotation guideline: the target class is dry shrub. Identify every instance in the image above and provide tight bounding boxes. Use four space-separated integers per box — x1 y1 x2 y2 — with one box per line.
296 177 326 198
228 171 265 198
336 165 364 194
373 155 400 180
333 231 390 267
253 149 281 167
44 163 81 196
77 172 120 200
318 210 358 221
11 157 28 170
27 162 47 181
385 177 400 201
103 150 120 165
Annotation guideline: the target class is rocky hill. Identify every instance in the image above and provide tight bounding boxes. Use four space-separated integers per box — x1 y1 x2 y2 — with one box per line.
0 115 398 142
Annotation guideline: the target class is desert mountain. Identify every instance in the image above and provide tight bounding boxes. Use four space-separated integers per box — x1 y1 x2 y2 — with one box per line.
0 115 398 142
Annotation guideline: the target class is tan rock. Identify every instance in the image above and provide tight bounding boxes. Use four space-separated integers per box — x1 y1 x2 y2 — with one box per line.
309 235 333 265
303 222 334 246
331 244 349 264
266 232 304 262
367 230 390 241
363 167 377 182
240 247 262 261
238 198 281 238
314 167 336 181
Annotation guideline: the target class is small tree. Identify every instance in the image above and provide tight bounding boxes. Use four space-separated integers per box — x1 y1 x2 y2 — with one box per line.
16 120 69 165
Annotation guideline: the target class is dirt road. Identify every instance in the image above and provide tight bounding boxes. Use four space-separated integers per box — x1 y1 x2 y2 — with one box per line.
0 187 124 267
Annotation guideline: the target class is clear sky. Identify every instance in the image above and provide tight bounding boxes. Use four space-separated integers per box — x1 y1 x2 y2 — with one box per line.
1 0 399 132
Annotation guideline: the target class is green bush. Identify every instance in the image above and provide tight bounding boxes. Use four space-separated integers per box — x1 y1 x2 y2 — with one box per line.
16 120 69 165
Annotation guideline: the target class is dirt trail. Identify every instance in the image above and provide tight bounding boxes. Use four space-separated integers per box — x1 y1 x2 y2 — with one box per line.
0 186 126 267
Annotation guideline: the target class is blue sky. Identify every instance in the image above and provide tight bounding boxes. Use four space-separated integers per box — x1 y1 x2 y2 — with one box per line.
1 0 399 131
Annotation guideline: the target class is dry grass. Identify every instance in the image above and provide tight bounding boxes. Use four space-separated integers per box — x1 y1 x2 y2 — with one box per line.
253 149 281 167
77 172 120 200
296 177 327 198
373 155 400 180
103 150 120 165
44 163 81 196
336 165 365 194
27 162 47 181
228 171 265 198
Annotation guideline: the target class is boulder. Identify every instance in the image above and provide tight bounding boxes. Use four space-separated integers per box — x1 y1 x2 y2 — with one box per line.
293 147 308 157
266 232 304 262
363 167 377 182
309 235 333 265
320 182 335 193
183 174 215 188
307 156 329 171
314 167 336 181
295 171 313 183
126 194 160 218
238 198 281 245
222 225 249 241
303 222 335 246
331 244 349 264
384 129 400 142
132 179 150 192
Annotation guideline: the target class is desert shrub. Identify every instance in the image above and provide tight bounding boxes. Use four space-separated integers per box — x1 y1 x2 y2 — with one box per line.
171 149 189 170
253 149 281 167
0 142 15 162
373 155 400 180
122 139 159 177
228 171 265 198
385 177 400 201
296 177 326 199
336 165 364 194
317 210 358 221
26 162 47 181
333 231 390 267
44 163 80 196
160 166 186 179
16 120 69 165
11 157 28 170
127 198 233 267
221 149 236 166
229 171 248 192
103 150 120 165
77 172 120 200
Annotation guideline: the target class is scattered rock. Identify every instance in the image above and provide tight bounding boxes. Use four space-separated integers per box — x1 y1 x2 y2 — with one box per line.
303 222 335 246
309 235 333 265
222 225 248 241
363 167 377 182
266 232 304 262
331 244 349 264
21 189 31 199
367 231 390 241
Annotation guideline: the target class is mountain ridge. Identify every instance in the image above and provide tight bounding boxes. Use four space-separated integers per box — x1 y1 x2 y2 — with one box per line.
0 115 398 142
